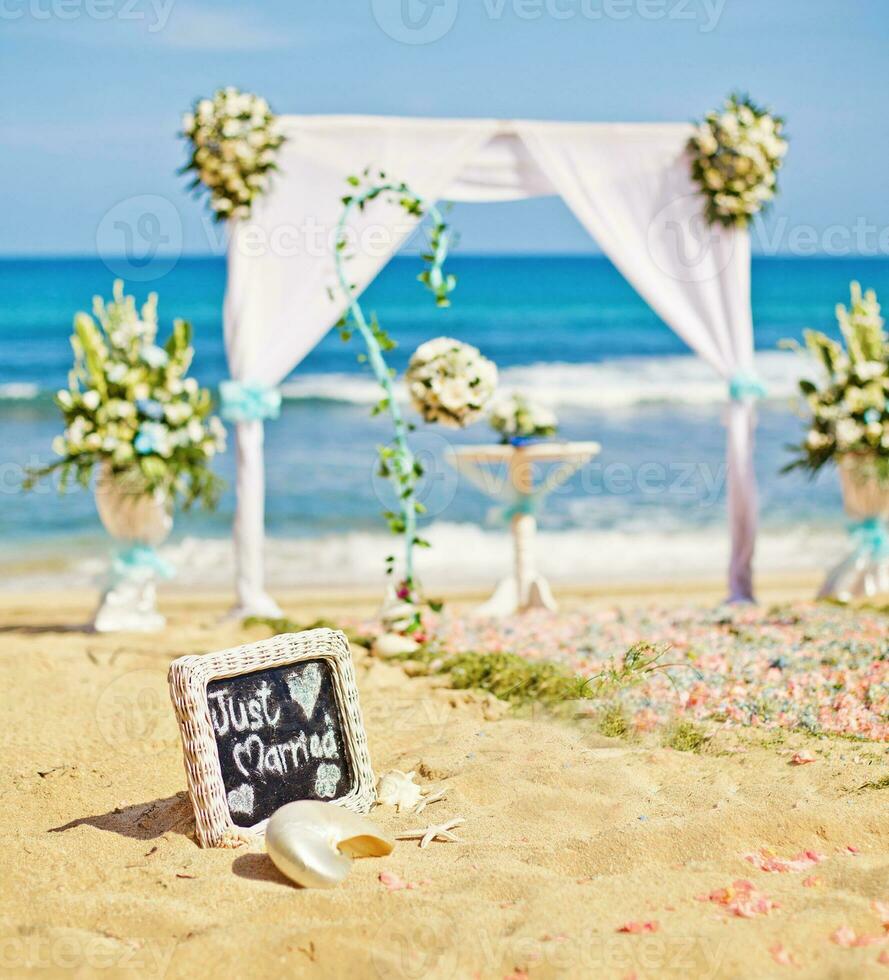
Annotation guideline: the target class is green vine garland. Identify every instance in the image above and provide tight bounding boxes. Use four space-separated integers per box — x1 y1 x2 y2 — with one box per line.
331 170 456 606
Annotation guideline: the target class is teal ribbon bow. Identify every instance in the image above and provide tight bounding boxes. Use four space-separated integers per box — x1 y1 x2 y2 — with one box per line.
848 517 889 559
729 372 767 402
495 491 540 524
219 380 282 422
111 544 175 582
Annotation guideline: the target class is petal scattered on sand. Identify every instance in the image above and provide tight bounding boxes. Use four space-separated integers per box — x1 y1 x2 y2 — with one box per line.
699 879 778 918
769 944 800 967
745 849 825 873
831 926 857 948
616 921 660 934
872 900 889 928
351 604 889 742
878 948 889 966
790 751 817 765
831 925 884 948
378 871 424 892
803 876 822 888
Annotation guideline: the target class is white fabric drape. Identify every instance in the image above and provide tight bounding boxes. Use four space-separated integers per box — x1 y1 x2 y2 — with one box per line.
517 123 757 601
223 116 758 613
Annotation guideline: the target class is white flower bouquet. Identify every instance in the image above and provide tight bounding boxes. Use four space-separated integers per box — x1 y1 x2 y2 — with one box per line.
784 282 889 484
181 87 284 221
689 93 788 228
26 281 226 508
405 337 498 428
488 393 558 444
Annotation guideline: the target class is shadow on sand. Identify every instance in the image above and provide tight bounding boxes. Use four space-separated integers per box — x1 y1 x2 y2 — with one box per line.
231 852 296 888
49 792 195 841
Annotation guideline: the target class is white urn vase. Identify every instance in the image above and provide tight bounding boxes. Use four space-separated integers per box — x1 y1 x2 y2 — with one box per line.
93 465 174 632
818 458 889 601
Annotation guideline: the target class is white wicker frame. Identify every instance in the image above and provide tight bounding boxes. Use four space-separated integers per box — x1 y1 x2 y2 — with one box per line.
168 628 376 848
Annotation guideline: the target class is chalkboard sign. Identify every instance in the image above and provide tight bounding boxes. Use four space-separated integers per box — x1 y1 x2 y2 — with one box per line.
168 629 375 847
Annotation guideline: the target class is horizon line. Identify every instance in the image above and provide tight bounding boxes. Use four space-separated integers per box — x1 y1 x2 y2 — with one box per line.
0 252 886 263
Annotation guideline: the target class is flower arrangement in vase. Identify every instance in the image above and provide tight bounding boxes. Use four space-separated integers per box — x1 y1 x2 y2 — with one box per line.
783 282 889 599
26 281 226 630
488 392 558 446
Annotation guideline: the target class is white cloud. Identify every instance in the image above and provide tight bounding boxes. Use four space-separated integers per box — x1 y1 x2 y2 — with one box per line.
157 6 294 50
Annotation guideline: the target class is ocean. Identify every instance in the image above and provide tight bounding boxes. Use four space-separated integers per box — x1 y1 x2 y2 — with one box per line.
2 254 888 592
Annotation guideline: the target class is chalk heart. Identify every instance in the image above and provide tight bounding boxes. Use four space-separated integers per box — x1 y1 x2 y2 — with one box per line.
227 782 255 817
287 663 322 720
314 763 341 799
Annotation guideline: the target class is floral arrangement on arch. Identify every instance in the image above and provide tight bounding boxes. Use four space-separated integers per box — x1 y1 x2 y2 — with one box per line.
488 393 558 444
25 281 226 508
405 337 498 428
180 87 285 221
689 93 788 228
783 282 889 484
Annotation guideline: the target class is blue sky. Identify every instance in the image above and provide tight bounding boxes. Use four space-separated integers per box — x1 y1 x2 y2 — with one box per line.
2 0 888 255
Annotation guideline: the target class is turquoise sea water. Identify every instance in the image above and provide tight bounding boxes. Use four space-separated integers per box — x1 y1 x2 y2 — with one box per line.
2 255 887 588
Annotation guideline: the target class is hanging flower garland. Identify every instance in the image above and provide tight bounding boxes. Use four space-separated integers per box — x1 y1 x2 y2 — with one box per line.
689 93 788 228
180 87 285 221
332 172 495 620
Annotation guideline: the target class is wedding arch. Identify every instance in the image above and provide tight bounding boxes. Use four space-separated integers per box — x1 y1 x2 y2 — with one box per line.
220 115 760 616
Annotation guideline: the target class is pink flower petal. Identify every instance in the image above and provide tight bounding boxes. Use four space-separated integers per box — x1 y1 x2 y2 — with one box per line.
872 900 889 928
790 751 817 765
877 948 889 966
616 921 660 934
379 871 421 892
832 926 856 947
770 944 800 967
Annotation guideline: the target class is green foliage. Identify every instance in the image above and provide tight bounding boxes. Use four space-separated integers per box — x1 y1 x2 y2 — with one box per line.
243 615 376 650
597 705 631 739
663 720 709 753
443 650 592 705
857 773 889 791
584 641 693 699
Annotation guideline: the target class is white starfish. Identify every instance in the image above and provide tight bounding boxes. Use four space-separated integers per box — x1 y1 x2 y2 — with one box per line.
395 817 465 849
413 788 446 814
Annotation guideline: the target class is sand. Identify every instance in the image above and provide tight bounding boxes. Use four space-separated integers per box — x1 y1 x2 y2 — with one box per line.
1 586 887 979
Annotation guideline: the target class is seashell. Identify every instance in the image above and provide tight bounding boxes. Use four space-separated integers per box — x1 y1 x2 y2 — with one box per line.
376 769 424 812
265 801 394 889
373 632 420 658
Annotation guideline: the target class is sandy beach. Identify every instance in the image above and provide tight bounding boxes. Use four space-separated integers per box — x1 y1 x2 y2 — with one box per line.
1 583 887 979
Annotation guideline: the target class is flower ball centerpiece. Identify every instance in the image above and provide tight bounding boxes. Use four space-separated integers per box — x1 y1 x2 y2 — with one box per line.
488 393 558 446
689 93 788 228
784 282 889 599
406 337 498 428
28 280 226 631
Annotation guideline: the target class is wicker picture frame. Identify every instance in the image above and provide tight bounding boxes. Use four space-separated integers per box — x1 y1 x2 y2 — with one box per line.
168 628 376 848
